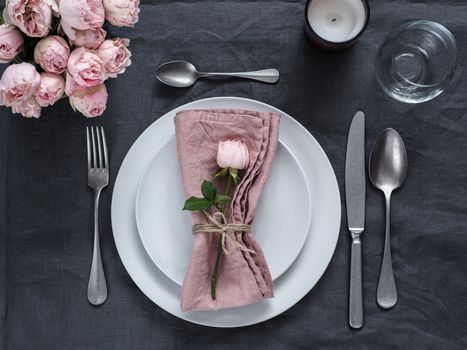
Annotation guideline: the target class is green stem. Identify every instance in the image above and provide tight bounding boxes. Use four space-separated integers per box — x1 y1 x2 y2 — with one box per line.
210 233 223 300
210 172 232 300
220 172 231 214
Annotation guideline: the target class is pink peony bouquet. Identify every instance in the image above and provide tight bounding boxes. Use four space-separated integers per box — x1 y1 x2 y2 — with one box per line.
0 0 139 118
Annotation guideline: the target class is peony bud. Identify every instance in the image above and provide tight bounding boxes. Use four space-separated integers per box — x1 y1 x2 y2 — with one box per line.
97 38 131 78
6 0 53 37
34 73 65 107
103 0 140 27
34 35 70 74
0 24 24 63
67 47 106 88
0 62 41 106
69 83 108 118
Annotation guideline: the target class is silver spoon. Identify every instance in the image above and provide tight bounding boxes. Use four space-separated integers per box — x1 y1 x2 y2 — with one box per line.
156 61 279 87
369 128 407 309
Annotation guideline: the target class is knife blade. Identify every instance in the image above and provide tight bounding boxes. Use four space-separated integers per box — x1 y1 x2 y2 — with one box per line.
345 111 365 329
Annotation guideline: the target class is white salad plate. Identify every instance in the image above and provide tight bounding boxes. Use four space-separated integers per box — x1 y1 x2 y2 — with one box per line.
111 97 341 327
135 136 312 286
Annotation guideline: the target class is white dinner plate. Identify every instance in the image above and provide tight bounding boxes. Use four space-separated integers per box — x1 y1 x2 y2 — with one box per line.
135 136 312 286
111 97 341 327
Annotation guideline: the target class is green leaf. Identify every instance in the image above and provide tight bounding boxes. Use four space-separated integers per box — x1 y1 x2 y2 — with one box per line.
214 168 228 178
182 197 213 211
201 180 217 201
215 194 231 203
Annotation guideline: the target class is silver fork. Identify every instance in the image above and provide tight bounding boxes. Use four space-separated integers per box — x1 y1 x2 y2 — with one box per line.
86 126 108 305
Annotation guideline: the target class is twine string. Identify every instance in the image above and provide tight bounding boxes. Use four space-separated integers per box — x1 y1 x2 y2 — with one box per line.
192 211 255 255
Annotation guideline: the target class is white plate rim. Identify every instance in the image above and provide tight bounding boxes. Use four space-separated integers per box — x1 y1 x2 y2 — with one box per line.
111 96 341 328
134 134 313 286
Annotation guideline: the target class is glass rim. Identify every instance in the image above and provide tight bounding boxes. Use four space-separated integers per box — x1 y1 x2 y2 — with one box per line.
378 20 458 89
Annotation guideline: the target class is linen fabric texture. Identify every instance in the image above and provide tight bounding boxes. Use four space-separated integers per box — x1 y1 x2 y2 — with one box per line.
174 109 280 312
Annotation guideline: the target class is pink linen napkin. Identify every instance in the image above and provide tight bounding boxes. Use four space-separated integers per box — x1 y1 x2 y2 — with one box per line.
174 109 280 312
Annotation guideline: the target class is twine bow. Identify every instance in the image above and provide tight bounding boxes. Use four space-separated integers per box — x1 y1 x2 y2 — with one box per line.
192 211 255 255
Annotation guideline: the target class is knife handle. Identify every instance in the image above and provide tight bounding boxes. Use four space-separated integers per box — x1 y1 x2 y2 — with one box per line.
349 234 363 329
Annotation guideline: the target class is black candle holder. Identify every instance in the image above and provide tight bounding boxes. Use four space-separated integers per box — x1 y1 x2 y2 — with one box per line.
304 0 370 52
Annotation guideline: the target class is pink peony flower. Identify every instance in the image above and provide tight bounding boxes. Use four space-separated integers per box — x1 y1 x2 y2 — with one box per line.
34 35 70 74
103 0 140 27
0 24 24 63
67 47 106 88
6 0 54 37
34 72 65 107
64 72 82 97
64 26 107 50
59 0 105 31
11 97 41 118
217 140 249 170
69 83 108 118
0 62 41 107
97 38 131 78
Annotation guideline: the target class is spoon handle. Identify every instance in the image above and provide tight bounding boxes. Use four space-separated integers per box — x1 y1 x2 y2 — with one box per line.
377 192 397 309
201 69 279 84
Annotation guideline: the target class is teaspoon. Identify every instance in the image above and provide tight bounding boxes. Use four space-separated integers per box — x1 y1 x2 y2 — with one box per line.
156 61 279 87
369 128 408 309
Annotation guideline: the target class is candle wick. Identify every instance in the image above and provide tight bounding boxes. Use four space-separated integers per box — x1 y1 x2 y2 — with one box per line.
332 18 336 23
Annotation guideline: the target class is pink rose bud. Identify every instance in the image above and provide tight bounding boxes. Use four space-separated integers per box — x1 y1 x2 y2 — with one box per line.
34 35 70 74
0 62 41 107
67 47 106 88
103 0 140 27
69 84 108 118
11 97 42 118
34 73 65 107
59 0 105 31
97 38 132 78
6 0 53 37
0 24 24 63
217 140 250 170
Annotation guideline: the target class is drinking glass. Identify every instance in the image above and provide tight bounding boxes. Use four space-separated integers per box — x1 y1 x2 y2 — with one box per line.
375 20 457 103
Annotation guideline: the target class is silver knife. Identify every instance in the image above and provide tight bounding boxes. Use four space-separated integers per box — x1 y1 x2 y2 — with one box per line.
345 111 366 329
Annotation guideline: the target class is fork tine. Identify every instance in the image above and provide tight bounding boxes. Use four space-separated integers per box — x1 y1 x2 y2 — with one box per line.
86 127 91 170
101 127 108 169
96 126 103 169
91 126 97 169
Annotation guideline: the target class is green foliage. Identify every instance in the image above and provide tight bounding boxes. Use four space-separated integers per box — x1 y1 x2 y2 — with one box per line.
182 197 213 211
201 180 217 201
182 181 230 211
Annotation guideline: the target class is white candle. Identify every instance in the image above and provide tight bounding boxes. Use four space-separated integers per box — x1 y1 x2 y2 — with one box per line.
307 0 366 43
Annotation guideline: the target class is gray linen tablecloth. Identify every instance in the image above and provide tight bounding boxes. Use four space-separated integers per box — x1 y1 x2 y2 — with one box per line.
1 0 467 348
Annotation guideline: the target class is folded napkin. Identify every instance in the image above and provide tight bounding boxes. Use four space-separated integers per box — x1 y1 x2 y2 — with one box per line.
174 109 280 312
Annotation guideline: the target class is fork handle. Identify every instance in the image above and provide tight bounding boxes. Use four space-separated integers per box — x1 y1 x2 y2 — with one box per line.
87 189 107 305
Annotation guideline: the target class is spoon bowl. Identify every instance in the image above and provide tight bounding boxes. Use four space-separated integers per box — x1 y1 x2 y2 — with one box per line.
369 128 407 309
369 129 408 193
156 61 199 88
